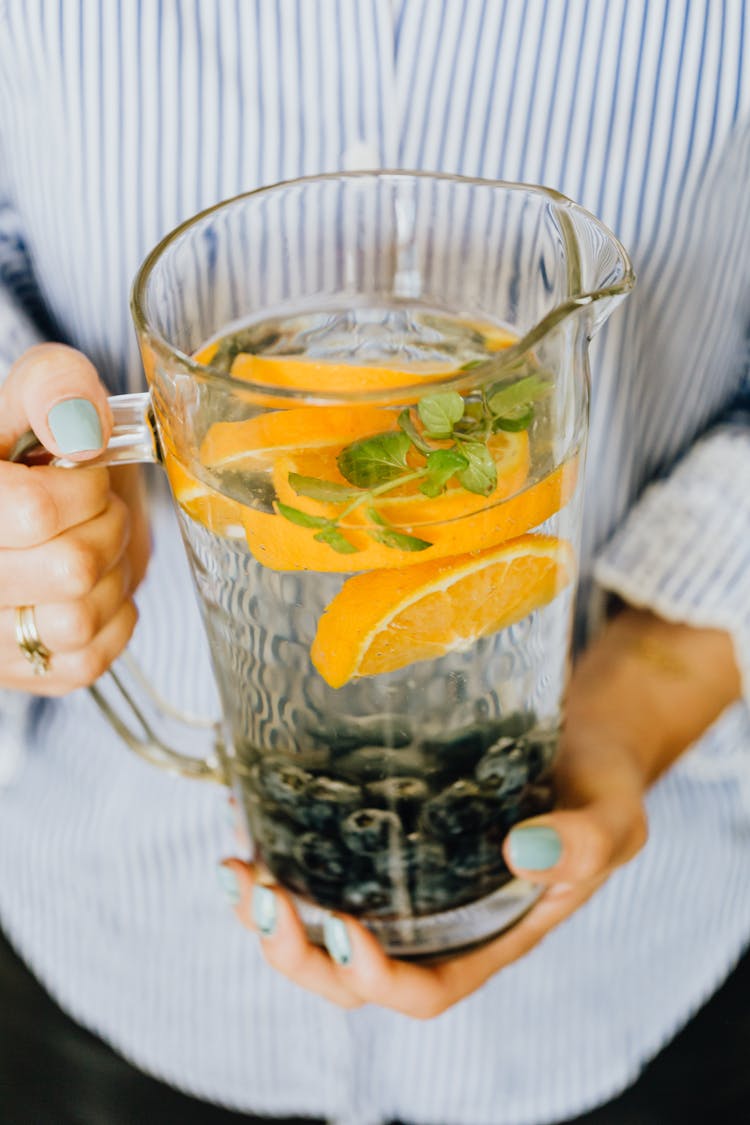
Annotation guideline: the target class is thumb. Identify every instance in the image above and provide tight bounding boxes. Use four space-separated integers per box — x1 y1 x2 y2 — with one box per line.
504 797 648 887
0 343 112 461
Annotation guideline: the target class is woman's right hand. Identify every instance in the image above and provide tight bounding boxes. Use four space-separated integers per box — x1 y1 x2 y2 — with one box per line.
0 344 141 695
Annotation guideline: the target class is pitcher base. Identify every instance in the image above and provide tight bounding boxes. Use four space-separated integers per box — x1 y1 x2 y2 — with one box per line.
293 878 542 960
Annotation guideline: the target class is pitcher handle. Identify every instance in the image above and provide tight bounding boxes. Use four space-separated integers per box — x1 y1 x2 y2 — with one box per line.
10 392 228 785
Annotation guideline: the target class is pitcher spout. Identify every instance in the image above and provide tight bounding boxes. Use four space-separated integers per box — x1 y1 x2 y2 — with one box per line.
552 194 635 339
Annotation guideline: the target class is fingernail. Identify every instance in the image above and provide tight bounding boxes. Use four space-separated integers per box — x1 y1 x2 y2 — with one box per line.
252 885 277 936
217 865 241 906
47 398 102 454
323 916 352 966
508 825 562 871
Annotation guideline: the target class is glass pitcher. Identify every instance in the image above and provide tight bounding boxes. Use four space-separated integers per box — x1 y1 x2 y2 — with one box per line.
17 173 633 958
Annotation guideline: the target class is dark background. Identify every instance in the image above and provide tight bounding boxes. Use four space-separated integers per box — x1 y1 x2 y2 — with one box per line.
1 927 748 1125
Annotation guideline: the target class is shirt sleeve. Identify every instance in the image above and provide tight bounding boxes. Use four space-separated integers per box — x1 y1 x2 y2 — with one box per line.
0 201 49 786
0 200 48 377
594 422 750 708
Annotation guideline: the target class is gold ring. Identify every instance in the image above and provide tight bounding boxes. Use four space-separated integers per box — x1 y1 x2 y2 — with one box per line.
15 605 52 675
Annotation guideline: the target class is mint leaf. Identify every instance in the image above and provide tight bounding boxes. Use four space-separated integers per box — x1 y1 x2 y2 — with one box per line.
453 400 485 436
487 373 550 417
460 358 484 371
492 402 534 432
366 506 388 527
368 528 432 552
338 431 412 488
276 502 330 529
417 392 465 437
288 473 361 503
398 408 432 453
419 448 469 497
457 442 497 496
313 526 360 554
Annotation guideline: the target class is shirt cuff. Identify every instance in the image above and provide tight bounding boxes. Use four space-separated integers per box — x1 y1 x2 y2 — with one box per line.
593 426 750 706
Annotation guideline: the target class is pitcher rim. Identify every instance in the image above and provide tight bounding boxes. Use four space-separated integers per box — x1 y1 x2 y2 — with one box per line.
130 169 635 404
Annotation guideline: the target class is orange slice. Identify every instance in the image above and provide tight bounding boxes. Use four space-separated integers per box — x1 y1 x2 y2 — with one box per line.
230 353 458 394
193 322 516 403
195 341 220 365
310 534 575 688
245 455 577 573
463 318 517 352
199 404 398 472
163 449 245 537
273 428 530 528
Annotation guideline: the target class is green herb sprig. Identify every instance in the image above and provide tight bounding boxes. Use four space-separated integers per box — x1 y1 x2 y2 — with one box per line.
277 369 551 554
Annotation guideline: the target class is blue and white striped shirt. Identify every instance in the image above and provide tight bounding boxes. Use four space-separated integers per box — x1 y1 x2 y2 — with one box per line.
1 3 750 1123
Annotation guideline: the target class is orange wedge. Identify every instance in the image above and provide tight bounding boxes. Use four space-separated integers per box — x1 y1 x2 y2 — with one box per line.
163 449 245 537
310 534 575 688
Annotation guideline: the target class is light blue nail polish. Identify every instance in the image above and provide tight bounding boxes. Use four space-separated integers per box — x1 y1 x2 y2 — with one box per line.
252 885 278 936
47 398 102 454
508 825 562 871
323 916 352 966
217 866 240 906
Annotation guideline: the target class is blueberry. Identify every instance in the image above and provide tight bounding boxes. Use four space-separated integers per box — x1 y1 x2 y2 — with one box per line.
374 833 445 880
420 780 497 839
235 741 261 772
293 832 348 883
294 747 334 771
475 742 529 796
520 781 555 818
255 756 313 811
283 866 348 911
446 832 508 878
525 730 559 780
260 853 301 892
335 746 443 785
342 879 393 916
365 777 430 828
411 872 468 914
303 777 362 832
252 806 298 859
420 726 488 777
496 799 524 832
304 880 349 911
341 807 402 855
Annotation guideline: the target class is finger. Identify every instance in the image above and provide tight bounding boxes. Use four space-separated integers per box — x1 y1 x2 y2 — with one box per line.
328 879 600 1018
0 463 111 548
0 492 131 607
220 861 363 1010
504 797 648 887
4 597 138 694
0 343 112 460
0 559 131 656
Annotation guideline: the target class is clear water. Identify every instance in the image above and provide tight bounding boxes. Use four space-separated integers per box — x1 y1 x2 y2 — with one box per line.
172 303 581 956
